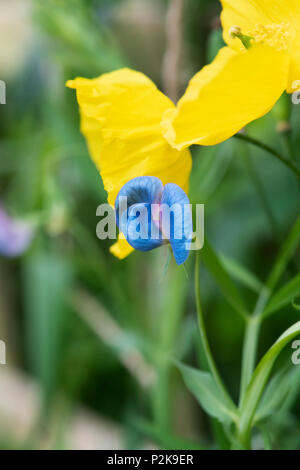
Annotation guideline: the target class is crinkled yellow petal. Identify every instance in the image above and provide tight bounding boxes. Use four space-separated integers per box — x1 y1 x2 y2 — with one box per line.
162 45 290 149
67 68 192 259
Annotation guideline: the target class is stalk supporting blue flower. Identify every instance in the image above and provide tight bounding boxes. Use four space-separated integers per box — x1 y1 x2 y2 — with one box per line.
115 176 193 265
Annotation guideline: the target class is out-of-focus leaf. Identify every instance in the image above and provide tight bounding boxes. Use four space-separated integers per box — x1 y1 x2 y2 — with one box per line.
266 215 300 291
33 0 127 75
177 362 238 424
219 253 263 294
152 263 189 432
190 141 233 206
257 425 272 450
207 28 225 63
134 418 206 450
263 273 300 318
201 241 248 319
70 288 155 389
23 247 72 402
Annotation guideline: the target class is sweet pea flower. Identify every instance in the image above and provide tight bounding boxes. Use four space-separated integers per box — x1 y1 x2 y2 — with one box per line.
67 69 192 260
0 205 33 257
163 0 300 148
115 176 192 265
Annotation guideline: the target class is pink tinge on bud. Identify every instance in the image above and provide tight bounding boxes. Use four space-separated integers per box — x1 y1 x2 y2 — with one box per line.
151 203 162 228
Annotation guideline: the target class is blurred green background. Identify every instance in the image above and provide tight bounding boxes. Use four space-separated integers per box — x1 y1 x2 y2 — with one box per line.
0 0 300 450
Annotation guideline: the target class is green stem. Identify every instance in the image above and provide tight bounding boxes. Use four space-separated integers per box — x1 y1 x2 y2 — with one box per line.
234 133 300 178
239 316 261 403
280 130 300 196
194 250 231 402
153 262 188 432
239 287 270 406
280 131 296 162
238 288 272 449
236 425 252 450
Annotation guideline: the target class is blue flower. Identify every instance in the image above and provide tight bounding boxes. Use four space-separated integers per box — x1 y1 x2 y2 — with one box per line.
0 205 33 257
115 176 193 265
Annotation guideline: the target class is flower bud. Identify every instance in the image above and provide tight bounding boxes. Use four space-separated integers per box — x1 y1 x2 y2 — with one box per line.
229 26 253 49
229 25 242 39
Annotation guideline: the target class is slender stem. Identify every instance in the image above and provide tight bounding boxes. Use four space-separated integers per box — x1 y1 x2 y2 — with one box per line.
280 130 300 196
237 131 285 406
239 287 270 406
236 425 252 450
280 131 296 162
238 137 299 275
240 287 271 407
234 133 300 178
194 251 231 402
239 316 261 403
237 288 270 449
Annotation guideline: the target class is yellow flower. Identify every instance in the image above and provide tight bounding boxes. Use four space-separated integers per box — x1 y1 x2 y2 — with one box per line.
163 0 299 149
67 69 192 259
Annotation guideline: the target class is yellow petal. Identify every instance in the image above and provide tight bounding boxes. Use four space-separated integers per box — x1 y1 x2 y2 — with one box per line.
67 68 191 259
288 52 300 93
162 45 290 149
110 236 134 259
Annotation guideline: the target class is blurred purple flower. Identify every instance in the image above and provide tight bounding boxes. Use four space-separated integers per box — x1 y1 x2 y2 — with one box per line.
0 205 33 257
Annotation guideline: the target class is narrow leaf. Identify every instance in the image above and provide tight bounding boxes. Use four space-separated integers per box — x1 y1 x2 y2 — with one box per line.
23 249 72 402
219 253 263 294
254 366 292 422
201 241 248 318
267 216 300 290
134 418 205 450
263 273 300 318
239 321 300 435
177 362 238 424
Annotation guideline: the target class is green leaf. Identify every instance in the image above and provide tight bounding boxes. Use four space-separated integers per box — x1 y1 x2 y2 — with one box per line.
257 425 272 450
201 241 248 319
23 248 72 402
254 366 292 422
219 253 263 294
190 144 232 204
267 215 300 291
134 418 206 450
207 28 225 63
151 264 189 432
177 362 238 424
262 273 300 318
239 321 300 438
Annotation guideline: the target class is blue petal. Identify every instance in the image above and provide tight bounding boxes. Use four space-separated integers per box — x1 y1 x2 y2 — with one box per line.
115 177 164 252
160 183 192 265
115 176 163 228
123 202 164 252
